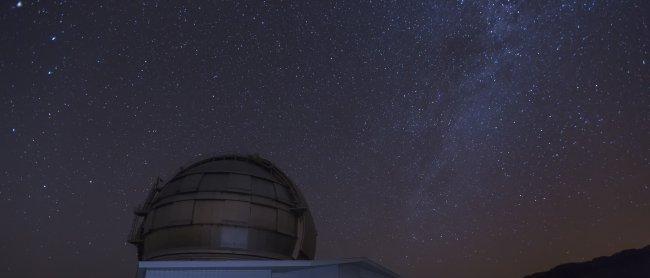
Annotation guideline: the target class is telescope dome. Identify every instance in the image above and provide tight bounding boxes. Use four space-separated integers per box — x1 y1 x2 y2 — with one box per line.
128 154 317 261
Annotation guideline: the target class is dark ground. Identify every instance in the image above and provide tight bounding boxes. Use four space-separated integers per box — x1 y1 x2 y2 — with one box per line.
525 245 650 278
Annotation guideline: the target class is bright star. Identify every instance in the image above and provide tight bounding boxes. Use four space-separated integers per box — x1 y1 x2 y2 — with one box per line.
51 36 56 41
16 1 22 8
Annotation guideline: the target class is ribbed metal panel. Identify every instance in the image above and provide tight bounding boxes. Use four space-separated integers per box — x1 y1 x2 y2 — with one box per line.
129 155 317 261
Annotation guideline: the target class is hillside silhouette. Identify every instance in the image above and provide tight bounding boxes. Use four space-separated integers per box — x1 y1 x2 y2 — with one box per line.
525 245 650 278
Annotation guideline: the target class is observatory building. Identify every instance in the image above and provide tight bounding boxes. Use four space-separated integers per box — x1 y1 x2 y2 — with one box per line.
129 154 398 278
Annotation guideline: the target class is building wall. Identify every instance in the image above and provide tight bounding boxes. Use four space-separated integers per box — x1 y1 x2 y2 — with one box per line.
273 265 339 278
146 269 270 278
138 259 398 278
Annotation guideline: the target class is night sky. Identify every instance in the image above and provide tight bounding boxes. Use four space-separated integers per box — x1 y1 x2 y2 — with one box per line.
1 1 648 277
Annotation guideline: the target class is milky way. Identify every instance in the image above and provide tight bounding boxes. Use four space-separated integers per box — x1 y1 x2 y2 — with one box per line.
0 1 648 277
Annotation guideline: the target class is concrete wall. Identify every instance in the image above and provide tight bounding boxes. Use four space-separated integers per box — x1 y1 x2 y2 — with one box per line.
139 259 398 278
146 270 270 278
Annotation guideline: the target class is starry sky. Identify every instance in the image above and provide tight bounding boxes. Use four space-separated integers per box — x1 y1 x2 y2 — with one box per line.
0 1 648 277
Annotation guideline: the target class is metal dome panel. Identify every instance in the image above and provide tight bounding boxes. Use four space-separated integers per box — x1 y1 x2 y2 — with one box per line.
128 155 317 261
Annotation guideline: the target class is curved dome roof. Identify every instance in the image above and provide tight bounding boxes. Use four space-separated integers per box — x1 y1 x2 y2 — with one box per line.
128 155 317 261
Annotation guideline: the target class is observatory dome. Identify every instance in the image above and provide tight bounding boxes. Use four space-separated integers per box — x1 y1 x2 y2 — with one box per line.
128 155 317 261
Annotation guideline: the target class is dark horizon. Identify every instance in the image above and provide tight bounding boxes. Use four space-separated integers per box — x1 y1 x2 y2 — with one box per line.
1 1 648 277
